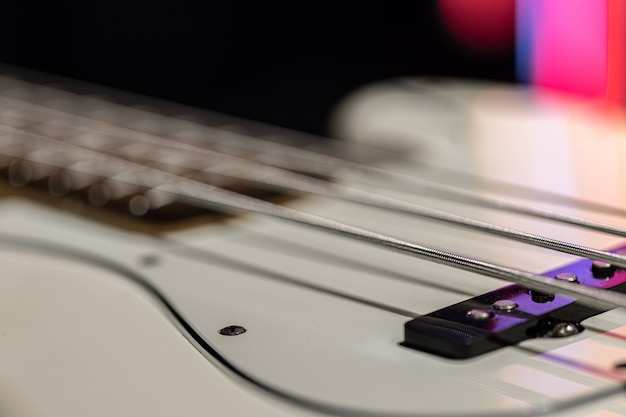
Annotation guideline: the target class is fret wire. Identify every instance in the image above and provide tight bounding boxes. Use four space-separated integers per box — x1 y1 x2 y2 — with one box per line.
3 90 626 240
0 125 625 311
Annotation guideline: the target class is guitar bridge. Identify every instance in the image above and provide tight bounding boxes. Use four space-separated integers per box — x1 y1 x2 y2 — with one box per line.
403 247 626 359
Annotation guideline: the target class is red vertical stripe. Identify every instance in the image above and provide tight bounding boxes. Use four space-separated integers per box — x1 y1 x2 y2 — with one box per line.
606 0 626 104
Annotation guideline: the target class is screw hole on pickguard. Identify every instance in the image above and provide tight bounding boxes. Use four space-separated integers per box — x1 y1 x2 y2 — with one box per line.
219 325 247 336
139 254 161 267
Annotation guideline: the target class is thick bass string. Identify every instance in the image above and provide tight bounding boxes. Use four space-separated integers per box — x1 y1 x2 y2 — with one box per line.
0 107 624 309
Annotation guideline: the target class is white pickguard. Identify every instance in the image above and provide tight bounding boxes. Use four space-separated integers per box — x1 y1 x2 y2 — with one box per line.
2 78 626 416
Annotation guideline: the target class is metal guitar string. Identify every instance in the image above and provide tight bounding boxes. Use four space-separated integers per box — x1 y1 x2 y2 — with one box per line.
2 86 626 238
2 102 626 269
1 126 626 311
3 83 623 300
5 71 625 221
40 123 626 268
202 131 626 228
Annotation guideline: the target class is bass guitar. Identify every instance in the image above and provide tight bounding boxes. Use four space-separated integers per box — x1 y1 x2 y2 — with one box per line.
1 70 626 417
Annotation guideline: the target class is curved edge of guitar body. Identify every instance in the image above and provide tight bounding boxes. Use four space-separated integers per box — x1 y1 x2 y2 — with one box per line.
0 232 302 417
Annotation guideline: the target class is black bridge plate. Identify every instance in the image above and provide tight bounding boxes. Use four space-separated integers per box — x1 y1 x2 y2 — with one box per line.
403 246 626 359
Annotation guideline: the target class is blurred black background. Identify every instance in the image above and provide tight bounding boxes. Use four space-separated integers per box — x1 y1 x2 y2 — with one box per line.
0 1 515 135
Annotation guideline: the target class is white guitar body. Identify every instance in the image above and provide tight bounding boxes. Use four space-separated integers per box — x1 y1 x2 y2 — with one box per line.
3 77 626 416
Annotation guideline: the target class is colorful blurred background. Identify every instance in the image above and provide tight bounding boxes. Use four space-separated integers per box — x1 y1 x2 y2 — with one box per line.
0 1 622 134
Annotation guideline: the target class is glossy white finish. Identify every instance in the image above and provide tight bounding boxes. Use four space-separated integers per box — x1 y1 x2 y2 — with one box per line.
0 234 299 417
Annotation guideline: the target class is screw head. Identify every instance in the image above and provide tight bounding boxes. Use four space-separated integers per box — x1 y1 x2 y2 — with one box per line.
491 299 518 311
466 309 494 321
555 272 578 282
549 322 580 338
219 325 247 336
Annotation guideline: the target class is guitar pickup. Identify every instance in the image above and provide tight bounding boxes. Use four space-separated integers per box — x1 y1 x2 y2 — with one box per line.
403 247 626 359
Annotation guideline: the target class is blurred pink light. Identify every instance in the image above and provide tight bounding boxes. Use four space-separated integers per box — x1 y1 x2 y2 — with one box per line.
532 0 608 97
438 0 515 53
607 0 626 104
